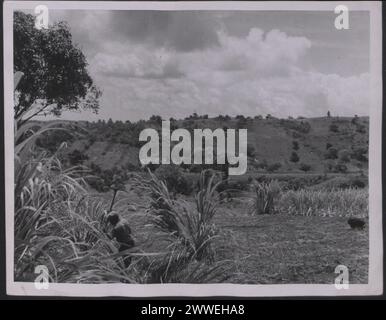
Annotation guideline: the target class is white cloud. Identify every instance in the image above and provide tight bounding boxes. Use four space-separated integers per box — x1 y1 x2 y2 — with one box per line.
75 26 369 121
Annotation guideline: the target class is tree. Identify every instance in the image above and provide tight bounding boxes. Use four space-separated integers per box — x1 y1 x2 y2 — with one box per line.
327 111 331 118
14 12 101 127
150 115 162 126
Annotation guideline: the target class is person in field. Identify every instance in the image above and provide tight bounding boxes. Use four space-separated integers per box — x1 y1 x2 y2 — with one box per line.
106 212 135 268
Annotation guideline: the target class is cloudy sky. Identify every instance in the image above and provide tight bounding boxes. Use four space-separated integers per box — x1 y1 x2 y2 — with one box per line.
45 10 369 121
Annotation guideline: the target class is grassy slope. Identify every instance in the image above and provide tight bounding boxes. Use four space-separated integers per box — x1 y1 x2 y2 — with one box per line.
63 116 368 173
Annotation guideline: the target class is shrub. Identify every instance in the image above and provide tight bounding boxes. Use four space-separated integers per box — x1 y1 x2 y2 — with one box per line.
35 129 74 153
299 163 312 172
155 165 192 195
325 147 338 159
356 124 366 133
266 162 282 172
280 119 311 134
350 178 366 189
247 144 256 157
254 159 268 170
68 149 88 165
334 162 348 173
351 147 368 162
324 159 335 172
292 141 299 150
338 149 350 162
290 151 299 163
329 123 339 133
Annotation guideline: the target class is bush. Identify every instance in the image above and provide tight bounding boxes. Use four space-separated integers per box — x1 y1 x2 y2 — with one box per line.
334 162 348 173
155 165 192 195
280 119 311 134
35 129 74 153
292 141 299 150
351 147 368 162
247 144 256 157
68 149 88 165
290 151 299 163
299 163 312 172
356 124 366 134
338 149 350 162
350 178 366 189
329 124 339 133
325 147 338 159
266 162 282 172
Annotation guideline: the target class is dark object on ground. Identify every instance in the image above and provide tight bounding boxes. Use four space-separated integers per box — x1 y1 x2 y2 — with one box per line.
107 212 135 268
347 217 366 230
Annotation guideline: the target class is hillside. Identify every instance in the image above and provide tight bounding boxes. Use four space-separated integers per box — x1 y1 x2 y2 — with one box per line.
35 115 369 175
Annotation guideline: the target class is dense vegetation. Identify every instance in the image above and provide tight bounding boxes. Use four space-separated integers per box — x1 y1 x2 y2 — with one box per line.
33 114 369 193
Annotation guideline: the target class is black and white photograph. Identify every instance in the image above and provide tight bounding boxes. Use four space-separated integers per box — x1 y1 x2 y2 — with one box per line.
3 1 383 297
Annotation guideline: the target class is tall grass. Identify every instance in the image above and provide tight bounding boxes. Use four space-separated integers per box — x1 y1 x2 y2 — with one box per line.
277 188 368 217
146 243 231 283
137 169 222 263
15 123 233 283
14 123 147 283
249 180 281 215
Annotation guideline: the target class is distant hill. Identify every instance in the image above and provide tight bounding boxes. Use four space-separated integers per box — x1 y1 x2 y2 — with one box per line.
34 115 369 174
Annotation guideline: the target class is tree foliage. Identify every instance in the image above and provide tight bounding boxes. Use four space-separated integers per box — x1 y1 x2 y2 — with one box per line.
14 11 101 126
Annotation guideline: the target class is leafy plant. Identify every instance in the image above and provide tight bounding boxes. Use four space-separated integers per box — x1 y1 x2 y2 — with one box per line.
139 170 222 263
249 180 281 215
154 165 192 195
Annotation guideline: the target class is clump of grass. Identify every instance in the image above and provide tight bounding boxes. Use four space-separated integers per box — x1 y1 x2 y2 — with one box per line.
249 180 281 215
277 188 368 217
137 169 222 263
146 243 232 283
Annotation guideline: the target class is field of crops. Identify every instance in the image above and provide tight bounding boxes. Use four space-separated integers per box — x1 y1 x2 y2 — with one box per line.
14 139 368 284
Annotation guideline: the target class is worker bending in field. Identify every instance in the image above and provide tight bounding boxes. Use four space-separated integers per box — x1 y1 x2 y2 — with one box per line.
106 212 135 268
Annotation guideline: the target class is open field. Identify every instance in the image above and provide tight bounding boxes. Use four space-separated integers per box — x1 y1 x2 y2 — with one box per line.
215 213 368 284
109 180 369 284
14 118 369 285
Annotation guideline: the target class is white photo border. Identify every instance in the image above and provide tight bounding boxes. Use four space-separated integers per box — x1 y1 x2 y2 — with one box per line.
3 1 383 297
